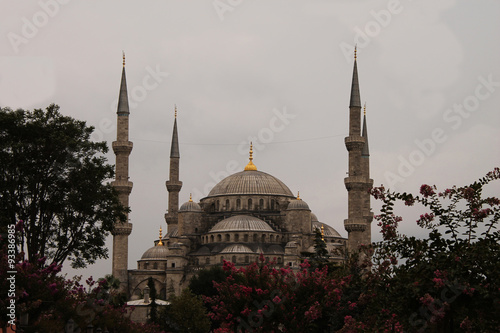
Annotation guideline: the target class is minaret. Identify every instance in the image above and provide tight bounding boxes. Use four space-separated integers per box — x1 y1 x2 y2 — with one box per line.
165 106 182 226
344 48 373 253
361 104 373 242
111 52 133 294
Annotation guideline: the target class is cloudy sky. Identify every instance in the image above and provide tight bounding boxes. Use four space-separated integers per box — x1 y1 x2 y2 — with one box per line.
1 0 499 280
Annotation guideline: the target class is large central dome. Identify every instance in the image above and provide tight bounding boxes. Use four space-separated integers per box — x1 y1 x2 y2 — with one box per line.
207 170 294 198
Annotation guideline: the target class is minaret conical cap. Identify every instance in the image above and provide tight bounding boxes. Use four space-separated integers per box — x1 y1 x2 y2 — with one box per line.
170 105 180 158
349 46 361 108
362 103 370 157
117 52 130 115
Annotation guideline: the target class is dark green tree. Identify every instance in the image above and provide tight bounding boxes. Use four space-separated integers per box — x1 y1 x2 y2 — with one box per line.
189 265 228 298
147 277 158 324
0 105 126 268
158 289 210 333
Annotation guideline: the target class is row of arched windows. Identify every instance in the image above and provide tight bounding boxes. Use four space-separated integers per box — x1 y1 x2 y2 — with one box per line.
211 198 280 212
202 233 282 244
219 255 283 264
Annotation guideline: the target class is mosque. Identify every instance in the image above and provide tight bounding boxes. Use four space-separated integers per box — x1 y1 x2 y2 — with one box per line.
109 50 373 302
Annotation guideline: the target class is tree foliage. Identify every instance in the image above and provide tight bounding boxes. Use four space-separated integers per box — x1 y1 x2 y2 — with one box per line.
0 105 126 268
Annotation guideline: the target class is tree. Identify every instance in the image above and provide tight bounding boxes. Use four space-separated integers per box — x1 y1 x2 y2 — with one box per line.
365 167 500 332
158 288 211 333
148 277 158 324
0 105 126 268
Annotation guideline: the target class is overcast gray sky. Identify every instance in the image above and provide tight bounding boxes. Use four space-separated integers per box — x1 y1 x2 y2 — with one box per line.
1 0 499 281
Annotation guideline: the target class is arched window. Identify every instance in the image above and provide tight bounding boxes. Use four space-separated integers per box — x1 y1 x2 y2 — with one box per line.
206 257 210 265
195 227 198 234
211 235 215 242
171 262 176 268
277 257 282 264
210 203 215 212
248 198 253 210
261 234 266 242
225 234 230 242
153 263 158 269
232 256 236 263
216 200 220 211
221 256 224 263
244 234 249 242
253 234 258 242
236 199 241 210
270 235 274 242
235 234 239 242
144 263 149 269
217 234 222 242
259 199 264 210
226 199 230 211
276 235 280 242
271 199 275 210
245 256 249 263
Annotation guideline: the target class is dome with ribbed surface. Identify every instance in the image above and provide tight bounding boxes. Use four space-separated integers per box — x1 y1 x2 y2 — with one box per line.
141 245 169 259
206 170 294 197
287 199 310 210
220 244 254 254
312 222 342 238
179 200 202 212
209 215 275 233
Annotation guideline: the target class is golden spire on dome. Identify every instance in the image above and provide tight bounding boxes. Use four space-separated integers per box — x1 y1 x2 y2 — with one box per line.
297 191 301 200
189 193 193 202
175 104 177 119
122 51 125 67
244 142 257 171
354 44 357 60
158 226 163 246
321 225 325 241
364 102 366 116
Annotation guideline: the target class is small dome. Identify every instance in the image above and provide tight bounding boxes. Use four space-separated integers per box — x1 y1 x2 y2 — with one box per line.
312 222 342 238
209 215 275 233
311 213 319 222
266 244 284 254
179 200 202 212
141 245 169 260
287 199 310 210
220 244 254 254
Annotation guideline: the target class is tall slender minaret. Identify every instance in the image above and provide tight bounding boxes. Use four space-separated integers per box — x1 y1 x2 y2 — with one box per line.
344 48 373 253
111 52 133 294
165 106 182 227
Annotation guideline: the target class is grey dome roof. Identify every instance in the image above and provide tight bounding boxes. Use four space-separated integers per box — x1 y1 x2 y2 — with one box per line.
287 199 310 210
312 222 342 238
141 245 169 260
311 213 319 222
220 244 254 254
206 170 294 197
166 226 178 238
179 200 202 212
209 215 275 233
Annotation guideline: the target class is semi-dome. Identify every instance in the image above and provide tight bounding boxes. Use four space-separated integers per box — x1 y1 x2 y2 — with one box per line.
220 244 254 254
141 245 169 260
312 222 342 238
209 215 275 233
311 213 319 222
206 170 294 198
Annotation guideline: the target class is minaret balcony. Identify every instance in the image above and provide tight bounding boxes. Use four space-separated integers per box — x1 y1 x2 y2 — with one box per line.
166 180 183 192
112 222 133 235
344 176 370 191
344 218 367 232
344 136 365 151
112 180 133 194
112 141 133 154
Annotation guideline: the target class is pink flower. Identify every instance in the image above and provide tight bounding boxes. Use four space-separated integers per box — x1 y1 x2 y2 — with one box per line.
420 184 436 197
433 278 445 288
272 295 282 304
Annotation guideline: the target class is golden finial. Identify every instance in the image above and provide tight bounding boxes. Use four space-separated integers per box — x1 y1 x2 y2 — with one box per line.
174 104 177 119
321 225 325 241
364 102 366 116
122 51 125 67
189 193 193 202
297 191 301 200
354 45 357 60
244 142 257 171
158 226 163 246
